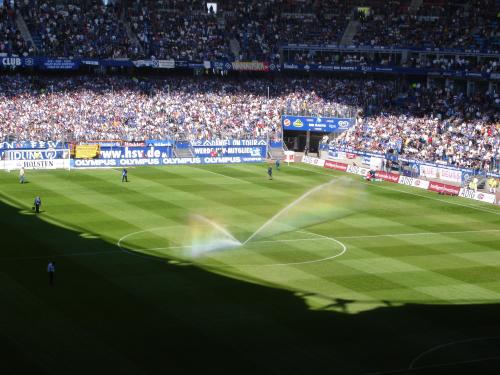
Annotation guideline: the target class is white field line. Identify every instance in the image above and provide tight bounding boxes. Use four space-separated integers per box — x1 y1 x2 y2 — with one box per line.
365 355 500 375
116 227 347 267
408 336 500 369
289 164 500 216
249 228 500 242
200 230 347 267
336 228 500 239
4 228 499 262
190 166 249 183
128 228 500 250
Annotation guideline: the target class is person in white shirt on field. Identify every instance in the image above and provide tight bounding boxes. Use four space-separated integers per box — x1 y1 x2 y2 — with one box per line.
19 166 25 184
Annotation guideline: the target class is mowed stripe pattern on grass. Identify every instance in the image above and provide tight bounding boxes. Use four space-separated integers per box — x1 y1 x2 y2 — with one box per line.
1 163 499 307
0 163 499 373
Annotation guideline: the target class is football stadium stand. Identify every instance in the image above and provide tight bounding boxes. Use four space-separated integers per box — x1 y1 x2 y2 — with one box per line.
0 0 498 174
0 1 496 60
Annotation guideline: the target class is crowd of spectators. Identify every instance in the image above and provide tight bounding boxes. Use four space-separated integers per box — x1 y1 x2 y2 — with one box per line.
283 50 401 66
0 0 354 60
127 0 230 61
124 0 500 66
125 0 499 61
353 0 500 52
0 1 498 173
1 0 498 60
126 0 350 62
18 0 139 58
406 54 500 73
0 3 32 55
0 75 360 143
1 74 497 171
330 85 499 171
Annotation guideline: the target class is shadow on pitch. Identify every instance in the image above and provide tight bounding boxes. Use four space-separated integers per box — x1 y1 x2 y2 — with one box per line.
0 198 499 375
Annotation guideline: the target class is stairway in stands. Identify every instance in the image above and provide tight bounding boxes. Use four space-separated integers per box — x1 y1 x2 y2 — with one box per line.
268 141 285 160
121 10 144 56
409 0 424 13
340 19 359 46
229 38 241 60
173 142 195 158
15 13 36 53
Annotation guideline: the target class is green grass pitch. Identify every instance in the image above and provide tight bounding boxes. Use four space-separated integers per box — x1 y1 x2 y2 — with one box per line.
1 163 500 374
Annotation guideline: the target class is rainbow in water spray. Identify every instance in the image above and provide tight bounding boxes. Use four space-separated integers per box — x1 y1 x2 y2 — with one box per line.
187 214 242 257
186 177 364 257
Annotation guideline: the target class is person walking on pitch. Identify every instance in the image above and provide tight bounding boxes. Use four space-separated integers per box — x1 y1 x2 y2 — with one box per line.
33 196 42 213
275 159 280 170
19 166 25 184
47 261 55 286
122 168 128 182
268 166 273 180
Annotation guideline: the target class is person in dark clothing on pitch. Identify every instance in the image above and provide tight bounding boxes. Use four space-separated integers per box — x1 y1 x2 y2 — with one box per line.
33 196 42 213
268 166 273 180
122 168 128 182
47 261 55 285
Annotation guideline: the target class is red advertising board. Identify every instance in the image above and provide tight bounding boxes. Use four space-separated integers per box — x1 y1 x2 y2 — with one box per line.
324 160 348 172
428 181 460 196
375 171 400 183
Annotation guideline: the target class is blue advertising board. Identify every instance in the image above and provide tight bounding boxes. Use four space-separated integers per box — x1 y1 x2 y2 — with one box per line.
192 145 266 158
282 43 500 55
282 116 354 132
41 59 80 70
327 146 386 158
0 55 496 80
0 140 67 150
0 149 68 160
99 146 172 159
281 63 493 79
72 156 263 168
190 139 267 146
403 160 469 184
0 56 35 68
145 140 173 147
98 145 265 160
